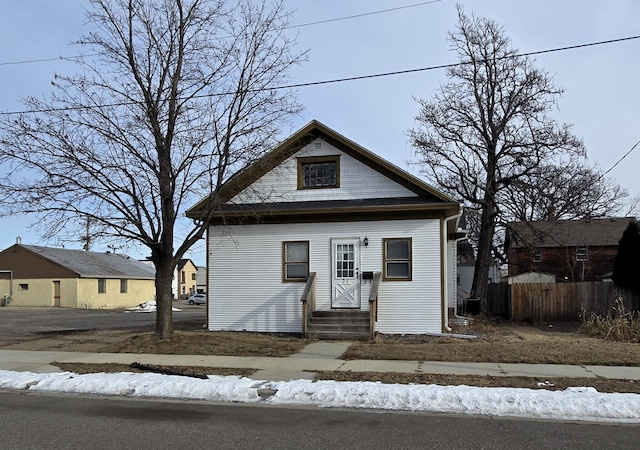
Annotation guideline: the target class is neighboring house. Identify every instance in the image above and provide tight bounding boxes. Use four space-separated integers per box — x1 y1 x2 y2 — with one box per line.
177 259 198 299
196 267 207 294
0 242 155 309
187 120 465 336
505 217 637 282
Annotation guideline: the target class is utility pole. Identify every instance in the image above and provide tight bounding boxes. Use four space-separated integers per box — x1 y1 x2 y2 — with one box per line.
81 216 92 251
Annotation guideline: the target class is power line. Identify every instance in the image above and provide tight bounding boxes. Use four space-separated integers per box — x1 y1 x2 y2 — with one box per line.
0 1 444 67
1 33 638 116
284 0 443 29
601 140 640 178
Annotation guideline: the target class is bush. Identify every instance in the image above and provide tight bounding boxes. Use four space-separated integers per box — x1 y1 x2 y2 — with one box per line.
580 298 640 342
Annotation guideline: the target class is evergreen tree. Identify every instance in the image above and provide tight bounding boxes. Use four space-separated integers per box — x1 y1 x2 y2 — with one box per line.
612 221 640 293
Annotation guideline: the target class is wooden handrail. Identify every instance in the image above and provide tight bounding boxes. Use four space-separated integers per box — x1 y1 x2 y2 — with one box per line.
300 272 316 338
368 272 381 340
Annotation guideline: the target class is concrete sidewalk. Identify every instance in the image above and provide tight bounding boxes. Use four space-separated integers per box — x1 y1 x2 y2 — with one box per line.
2 344 640 382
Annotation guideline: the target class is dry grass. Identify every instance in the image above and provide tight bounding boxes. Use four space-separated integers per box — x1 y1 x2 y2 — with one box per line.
580 300 640 342
55 362 254 378
341 319 640 366
101 330 308 357
40 318 640 393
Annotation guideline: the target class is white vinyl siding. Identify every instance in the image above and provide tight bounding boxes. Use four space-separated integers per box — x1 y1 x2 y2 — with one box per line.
230 139 417 204
207 219 442 334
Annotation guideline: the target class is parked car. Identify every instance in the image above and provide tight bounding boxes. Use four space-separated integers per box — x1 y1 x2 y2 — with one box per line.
187 293 206 305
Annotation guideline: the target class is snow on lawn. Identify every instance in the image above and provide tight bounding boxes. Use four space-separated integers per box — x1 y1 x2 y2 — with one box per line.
125 300 180 313
1 369 639 423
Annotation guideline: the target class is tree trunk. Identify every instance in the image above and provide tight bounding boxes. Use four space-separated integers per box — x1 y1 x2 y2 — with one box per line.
471 201 496 313
155 261 174 339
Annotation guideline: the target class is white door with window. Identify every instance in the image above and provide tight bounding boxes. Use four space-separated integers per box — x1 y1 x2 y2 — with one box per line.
331 238 360 308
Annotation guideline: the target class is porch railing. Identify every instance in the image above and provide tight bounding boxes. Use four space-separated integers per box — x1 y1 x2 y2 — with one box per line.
300 272 316 337
368 272 382 340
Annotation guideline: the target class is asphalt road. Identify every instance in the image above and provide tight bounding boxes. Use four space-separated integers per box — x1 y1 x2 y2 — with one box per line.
0 391 638 450
0 305 205 340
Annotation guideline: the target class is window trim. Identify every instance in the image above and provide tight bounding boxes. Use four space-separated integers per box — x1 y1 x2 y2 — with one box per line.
383 238 412 281
282 240 310 282
297 155 340 190
576 246 588 261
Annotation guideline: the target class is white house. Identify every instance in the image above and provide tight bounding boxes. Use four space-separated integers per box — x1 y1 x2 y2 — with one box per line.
187 121 464 338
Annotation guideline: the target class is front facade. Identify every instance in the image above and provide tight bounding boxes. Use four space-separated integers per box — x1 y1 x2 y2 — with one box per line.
506 217 636 282
188 121 464 335
177 259 198 299
0 244 155 309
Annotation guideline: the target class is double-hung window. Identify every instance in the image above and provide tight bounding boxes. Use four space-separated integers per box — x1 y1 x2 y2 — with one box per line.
532 248 542 263
120 279 128 294
383 238 412 280
576 246 588 261
283 241 309 281
98 278 107 294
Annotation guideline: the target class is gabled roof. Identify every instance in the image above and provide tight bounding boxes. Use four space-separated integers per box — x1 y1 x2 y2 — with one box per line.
9 244 155 279
187 120 460 219
506 217 637 249
178 258 197 271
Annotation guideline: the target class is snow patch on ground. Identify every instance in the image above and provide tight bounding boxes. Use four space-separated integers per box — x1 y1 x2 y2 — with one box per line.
1 369 639 423
124 300 180 313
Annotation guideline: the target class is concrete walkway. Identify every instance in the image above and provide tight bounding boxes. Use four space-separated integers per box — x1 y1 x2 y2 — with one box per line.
1 345 640 382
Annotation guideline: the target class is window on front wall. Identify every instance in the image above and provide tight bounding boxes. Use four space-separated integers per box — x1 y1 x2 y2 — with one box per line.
383 238 412 280
532 248 542 262
120 279 128 294
283 241 309 282
576 246 588 261
191 273 196 280
297 156 339 189
98 278 107 294
19 283 28 291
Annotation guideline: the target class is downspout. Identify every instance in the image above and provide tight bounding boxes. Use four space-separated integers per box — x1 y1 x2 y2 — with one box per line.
442 204 464 332
452 234 469 321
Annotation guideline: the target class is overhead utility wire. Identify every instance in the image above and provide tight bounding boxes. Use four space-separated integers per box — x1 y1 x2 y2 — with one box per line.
0 1 443 67
600 140 640 179
1 34 638 117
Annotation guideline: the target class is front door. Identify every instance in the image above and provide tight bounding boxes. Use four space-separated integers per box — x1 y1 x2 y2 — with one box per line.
52 281 61 307
331 238 360 308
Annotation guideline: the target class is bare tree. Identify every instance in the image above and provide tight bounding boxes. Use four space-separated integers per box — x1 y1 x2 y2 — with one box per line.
409 6 584 310
0 0 306 338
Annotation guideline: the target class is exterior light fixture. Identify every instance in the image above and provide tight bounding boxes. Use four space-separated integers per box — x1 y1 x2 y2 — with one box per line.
363 237 369 247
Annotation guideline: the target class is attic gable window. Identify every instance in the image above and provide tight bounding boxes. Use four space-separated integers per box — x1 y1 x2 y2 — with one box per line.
576 246 588 261
297 156 340 189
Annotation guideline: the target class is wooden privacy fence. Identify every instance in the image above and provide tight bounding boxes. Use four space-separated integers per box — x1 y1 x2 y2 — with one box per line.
488 282 639 323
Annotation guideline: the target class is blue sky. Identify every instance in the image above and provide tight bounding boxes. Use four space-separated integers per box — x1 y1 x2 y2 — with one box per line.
1 0 639 264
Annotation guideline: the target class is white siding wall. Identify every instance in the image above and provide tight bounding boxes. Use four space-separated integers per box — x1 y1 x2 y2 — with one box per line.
230 139 417 204
208 218 442 334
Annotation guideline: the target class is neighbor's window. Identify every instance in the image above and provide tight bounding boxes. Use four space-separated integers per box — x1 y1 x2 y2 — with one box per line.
576 246 588 261
19 283 29 291
120 279 128 294
283 241 309 282
98 278 107 294
532 248 542 263
383 238 412 280
191 273 196 280
297 156 339 189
